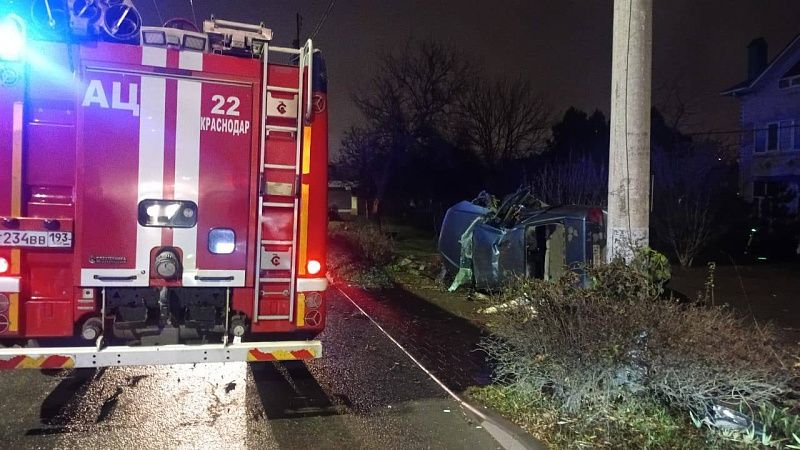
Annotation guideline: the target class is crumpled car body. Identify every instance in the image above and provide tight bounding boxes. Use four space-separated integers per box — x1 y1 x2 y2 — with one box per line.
438 200 606 290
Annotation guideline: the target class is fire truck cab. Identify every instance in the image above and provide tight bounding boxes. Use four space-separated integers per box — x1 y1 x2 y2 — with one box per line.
0 2 329 369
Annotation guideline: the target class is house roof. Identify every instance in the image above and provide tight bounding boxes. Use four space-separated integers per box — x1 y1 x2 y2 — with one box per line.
785 59 800 78
721 33 800 96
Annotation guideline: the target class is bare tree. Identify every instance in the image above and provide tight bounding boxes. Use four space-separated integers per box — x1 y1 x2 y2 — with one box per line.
527 157 607 206
651 141 720 267
337 126 384 205
354 40 468 139
349 41 469 218
654 78 700 132
458 77 550 173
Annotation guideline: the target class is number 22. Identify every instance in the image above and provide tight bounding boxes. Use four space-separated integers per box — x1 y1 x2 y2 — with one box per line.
210 95 241 117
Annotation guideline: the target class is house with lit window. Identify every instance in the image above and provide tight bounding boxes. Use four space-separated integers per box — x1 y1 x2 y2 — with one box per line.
723 35 800 217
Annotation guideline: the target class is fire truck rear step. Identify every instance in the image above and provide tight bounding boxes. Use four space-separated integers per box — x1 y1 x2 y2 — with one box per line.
0 340 322 369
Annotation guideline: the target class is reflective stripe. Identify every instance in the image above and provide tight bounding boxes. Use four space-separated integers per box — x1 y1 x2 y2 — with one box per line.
296 293 305 327
0 277 19 292
296 277 328 292
10 102 22 216
179 51 203 71
246 348 316 361
142 47 167 67
0 355 75 370
136 76 166 277
302 125 312 174
174 79 202 284
0 341 321 368
8 293 18 332
298 184 310 275
9 250 19 277
10 102 22 275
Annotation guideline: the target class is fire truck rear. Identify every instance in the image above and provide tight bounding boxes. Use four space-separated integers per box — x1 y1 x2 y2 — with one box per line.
0 2 329 369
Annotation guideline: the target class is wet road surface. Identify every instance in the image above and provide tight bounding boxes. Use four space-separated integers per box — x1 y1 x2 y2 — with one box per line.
0 288 501 449
335 284 492 392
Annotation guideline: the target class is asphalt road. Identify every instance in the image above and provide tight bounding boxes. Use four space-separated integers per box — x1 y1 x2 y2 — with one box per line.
0 288 501 450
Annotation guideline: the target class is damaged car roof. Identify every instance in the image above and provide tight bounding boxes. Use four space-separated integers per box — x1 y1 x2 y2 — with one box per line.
438 190 606 291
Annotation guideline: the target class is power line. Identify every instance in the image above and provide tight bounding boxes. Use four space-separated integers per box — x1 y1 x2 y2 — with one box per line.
188 0 198 28
149 0 163 25
309 0 337 40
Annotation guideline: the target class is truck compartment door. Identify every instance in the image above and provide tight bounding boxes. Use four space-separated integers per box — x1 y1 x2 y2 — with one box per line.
78 57 256 288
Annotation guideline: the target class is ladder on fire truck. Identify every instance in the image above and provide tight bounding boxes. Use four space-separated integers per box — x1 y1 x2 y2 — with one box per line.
253 38 315 323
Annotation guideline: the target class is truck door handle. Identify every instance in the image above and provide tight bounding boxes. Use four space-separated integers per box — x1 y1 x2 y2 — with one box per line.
194 275 235 282
93 275 137 281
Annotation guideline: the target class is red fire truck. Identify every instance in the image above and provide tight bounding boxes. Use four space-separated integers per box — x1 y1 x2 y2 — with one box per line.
0 2 329 369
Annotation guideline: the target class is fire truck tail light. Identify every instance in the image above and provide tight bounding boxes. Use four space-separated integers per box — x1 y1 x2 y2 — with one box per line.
0 257 9 274
0 294 9 313
0 15 26 61
307 260 321 275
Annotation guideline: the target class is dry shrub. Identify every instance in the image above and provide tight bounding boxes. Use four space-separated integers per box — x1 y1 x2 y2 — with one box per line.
328 221 394 288
329 220 394 267
481 257 797 429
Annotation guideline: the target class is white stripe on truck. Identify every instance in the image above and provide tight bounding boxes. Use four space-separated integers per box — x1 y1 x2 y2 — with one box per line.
136 75 167 279
179 51 203 71
174 78 202 285
141 47 167 68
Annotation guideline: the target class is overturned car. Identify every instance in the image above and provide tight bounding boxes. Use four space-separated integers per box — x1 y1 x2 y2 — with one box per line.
438 190 606 290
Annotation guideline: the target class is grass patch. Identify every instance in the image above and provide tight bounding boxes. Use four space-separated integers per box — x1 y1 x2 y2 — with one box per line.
469 385 730 449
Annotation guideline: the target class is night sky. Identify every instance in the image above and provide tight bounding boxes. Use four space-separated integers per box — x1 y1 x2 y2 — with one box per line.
141 1 800 156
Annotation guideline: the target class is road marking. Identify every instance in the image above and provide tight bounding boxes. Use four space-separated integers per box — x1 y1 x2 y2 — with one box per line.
333 285 539 450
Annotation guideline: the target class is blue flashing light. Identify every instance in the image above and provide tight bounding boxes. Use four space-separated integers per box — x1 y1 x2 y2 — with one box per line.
0 15 25 61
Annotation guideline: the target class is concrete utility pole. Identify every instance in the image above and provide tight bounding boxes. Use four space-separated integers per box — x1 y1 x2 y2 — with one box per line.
606 0 652 262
